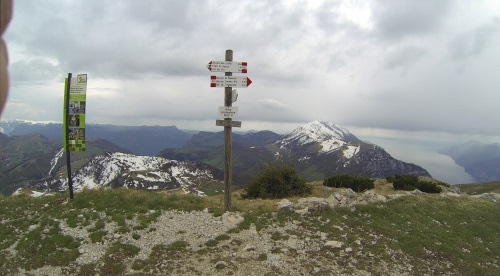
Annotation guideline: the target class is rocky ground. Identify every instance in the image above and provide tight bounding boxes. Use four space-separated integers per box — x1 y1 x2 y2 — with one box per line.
7 187 500 275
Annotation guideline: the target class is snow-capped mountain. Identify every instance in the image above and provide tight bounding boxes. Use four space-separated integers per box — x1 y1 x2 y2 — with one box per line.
275 120 361 155
161 120 431 181
35 152 223 196
272 120 431 179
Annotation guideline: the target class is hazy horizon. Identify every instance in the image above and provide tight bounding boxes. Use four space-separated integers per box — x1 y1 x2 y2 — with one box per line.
0 117 482 184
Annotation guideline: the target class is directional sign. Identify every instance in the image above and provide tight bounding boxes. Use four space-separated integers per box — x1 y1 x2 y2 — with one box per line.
207 61 247 73
210 76 252 88
218 106 238 119
216 120 242 128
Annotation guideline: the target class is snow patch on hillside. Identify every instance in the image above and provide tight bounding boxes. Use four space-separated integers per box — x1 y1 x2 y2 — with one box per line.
48 148 64 175
343 146 360 159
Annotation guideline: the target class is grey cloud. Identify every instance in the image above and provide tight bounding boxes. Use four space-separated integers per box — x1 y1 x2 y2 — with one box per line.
448 17 500 61
121 0 194 32
373 0 452 40
3 0 500 139
314 1 342 32
258 99 293 111
10 58 61 83
238 97 308 123
7 1 209 79
383 46 426 73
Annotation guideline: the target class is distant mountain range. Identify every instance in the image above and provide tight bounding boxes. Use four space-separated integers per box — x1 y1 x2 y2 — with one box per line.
1 119 432 195
160 120 431 181
439 141 500 182
0 120 192 156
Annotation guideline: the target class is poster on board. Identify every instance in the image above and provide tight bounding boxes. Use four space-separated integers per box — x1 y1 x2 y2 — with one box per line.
63 74 87 151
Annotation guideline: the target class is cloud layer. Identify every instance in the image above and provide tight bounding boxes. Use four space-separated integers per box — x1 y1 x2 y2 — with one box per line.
3 0 500 138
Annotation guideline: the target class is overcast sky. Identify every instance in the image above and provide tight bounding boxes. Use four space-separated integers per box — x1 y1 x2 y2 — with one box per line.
2 0 500 145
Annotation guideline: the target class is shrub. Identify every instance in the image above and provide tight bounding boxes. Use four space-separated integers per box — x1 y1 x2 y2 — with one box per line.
416 181 442 193
392 175 419 191
323 174 375 192
392 175 442 193
242 161 311 199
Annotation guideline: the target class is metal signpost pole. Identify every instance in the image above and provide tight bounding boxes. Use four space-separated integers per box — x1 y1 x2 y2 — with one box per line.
64 73 74 199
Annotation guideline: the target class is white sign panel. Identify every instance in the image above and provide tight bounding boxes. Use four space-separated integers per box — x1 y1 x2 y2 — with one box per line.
207 61 247 73
218 106 238 119
210 76 252 88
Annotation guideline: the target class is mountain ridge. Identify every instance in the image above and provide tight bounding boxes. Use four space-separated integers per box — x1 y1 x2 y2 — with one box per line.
160 120 431 182
0 119 194 156
2 120 432 195
273 120 430 179
34 152 224 196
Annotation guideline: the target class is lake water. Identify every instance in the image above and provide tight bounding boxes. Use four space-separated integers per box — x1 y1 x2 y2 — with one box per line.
359 137 477 184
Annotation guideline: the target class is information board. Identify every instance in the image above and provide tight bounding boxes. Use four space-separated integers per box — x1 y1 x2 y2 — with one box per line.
63 74 87 151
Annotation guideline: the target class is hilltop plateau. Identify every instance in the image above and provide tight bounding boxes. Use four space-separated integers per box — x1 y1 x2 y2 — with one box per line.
1 181 499 275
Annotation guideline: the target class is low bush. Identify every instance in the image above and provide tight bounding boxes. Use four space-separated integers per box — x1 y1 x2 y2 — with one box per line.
390 175 442 193
323 174 375 192
242 161 311 199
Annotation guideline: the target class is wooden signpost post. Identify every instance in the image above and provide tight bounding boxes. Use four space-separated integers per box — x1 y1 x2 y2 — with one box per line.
208 50 251 211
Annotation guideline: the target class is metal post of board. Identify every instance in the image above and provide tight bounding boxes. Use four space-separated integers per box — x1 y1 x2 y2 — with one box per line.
65 73 74 199
224 49 233 212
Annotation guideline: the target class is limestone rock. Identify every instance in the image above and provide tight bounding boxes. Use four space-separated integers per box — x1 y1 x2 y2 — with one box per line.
221 212 244 227
215 261 227 269
324 240 344 249
409 189 423 195
244 244 256 251
294 207 309 215
326 189 357 208
440 192 461 198
277 199 294 212
295 197 328 213
472 192 500 202
354 190 387 205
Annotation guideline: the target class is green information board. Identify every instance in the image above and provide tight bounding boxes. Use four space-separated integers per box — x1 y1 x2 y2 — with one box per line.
63 74 87 151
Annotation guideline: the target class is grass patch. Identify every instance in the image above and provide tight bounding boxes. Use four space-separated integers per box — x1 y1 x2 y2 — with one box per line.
168 240 189 250
129 241 190 274
315 195 500 275
270 231 289 241
456 181 500 194
89 230 107 243
215 234 231 241
257 253 268 261
134 210 161 230
205 239 219 247
14 215 80 271
100 242 141 275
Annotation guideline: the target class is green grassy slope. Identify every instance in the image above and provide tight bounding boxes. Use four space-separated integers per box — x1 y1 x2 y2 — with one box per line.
0 184 498 275
456 181 500 194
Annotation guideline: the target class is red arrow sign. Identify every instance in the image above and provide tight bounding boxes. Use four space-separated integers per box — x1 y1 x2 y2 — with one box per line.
210 76 252 88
